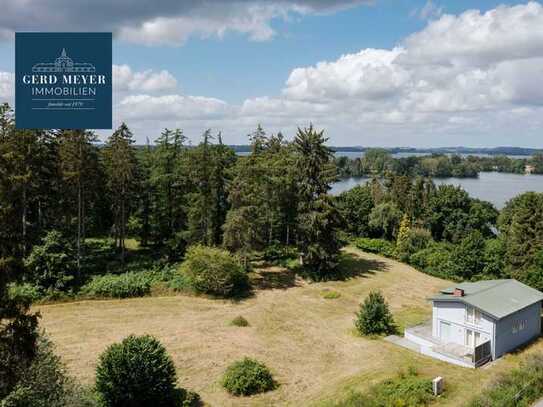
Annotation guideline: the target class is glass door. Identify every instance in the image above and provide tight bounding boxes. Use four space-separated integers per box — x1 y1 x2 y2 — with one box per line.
465 329 474 348
440 321 451 342
474 331 481 346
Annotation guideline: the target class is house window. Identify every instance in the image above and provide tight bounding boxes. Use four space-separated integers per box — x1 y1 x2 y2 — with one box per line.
466 306 481 325
512 320 528 334
465 329 482 348
475 309 481 325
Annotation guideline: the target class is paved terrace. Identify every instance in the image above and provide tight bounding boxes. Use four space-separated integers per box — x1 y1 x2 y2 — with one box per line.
386 321 488 368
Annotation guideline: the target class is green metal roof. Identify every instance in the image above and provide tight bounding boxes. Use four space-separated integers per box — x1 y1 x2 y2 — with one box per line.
430 279 543 320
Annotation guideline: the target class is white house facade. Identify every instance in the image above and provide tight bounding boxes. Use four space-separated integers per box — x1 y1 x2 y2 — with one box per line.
404 279 543 368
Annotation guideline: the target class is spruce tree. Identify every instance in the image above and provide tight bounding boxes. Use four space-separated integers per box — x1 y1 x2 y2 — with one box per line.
294 125 342 278
137 138 153 247
182 130 235 248
0 257 39 398
58 129 100 274
210 133 232 245
0 122 59 259
223 131 268 261
499 192 543 284
355 291 395 335
151 128 188 249
103 123 137 263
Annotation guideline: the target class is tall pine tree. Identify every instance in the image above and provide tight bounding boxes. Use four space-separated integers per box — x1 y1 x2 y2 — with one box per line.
150 128 188 248
294 125 342 278
58 129 101 273
103 123 137 263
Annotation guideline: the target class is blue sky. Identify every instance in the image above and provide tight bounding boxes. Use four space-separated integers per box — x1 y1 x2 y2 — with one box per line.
0 0 542 147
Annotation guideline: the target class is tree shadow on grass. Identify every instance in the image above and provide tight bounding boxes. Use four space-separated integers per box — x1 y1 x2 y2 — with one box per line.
333 252 389 281
226 266 300 303
234 251 389 300
249 267 300 291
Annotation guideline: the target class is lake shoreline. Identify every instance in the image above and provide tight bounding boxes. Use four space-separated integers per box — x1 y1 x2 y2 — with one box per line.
331 171 543 209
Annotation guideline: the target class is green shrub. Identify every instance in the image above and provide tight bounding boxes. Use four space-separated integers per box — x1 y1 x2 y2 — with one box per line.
40 288 74 303
482 238 506 278
263 244 298 262
1 336 97 407
7 283 42 304
322 290 341 299
23 230 77 291
354 238 395 258
146 263 178 283
355 290 396 336
60 384 100 407
81 272 152 298
179 245 248 297
395 227 432 262
230 316 249 327
370 371 433 406
369 202 402 240
448 230 486 280
177 389 201 407
284 257 302 272
409 242 454 279
467 354 543 407
222 358 276 396
329 369 434 407
95 335 179 407
520 251 543 292
168 272 192 292
336 184 374 237
80 264 183 299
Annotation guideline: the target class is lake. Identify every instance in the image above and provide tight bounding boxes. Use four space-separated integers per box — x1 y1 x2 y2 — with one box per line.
330 172 543 209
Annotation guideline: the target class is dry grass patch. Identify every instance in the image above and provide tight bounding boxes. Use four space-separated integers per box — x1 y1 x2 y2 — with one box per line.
36 246 540 406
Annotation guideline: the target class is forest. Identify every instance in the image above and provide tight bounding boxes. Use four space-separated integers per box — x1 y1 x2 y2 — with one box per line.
335 147 543 178
1 100 543 405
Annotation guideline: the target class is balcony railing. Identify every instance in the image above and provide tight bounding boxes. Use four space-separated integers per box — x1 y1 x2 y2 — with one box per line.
473 340 491 366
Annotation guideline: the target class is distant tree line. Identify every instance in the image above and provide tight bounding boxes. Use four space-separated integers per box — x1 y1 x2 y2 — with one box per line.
336 148 543 178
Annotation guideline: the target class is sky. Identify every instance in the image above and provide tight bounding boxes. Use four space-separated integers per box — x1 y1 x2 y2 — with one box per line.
0 0 542 147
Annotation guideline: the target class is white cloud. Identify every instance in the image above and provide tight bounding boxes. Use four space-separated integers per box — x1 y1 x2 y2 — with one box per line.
403 2 543 67
491 58 543 106
113 65 177 92
117 94 233 121
270 2 543 120
235 2 543 146
118 6 278 46
284 48 409 101
0 72 14 102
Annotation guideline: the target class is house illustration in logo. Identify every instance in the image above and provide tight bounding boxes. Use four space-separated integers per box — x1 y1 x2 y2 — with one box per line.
32 48 96 73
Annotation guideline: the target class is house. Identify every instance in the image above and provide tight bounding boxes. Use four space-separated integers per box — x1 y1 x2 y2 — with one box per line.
525 164 536 174
404 279 543 368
